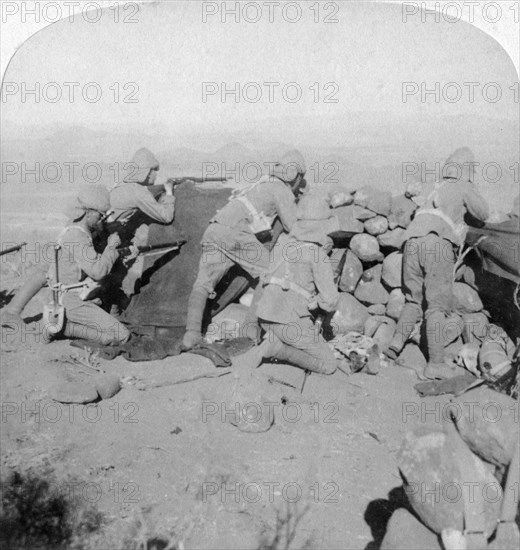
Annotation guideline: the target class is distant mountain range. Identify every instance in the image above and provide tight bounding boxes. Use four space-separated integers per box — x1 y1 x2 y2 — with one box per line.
1 113 517 200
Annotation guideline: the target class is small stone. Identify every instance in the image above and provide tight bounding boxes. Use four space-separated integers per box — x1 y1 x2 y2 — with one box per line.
368 304 386 315
364 216 388 236
382 252 403 288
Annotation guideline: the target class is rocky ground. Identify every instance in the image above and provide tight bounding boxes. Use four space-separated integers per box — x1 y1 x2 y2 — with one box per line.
0 272 456 550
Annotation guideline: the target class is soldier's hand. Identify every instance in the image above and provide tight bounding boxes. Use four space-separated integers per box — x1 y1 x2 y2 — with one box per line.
164 180 174 195
107 233 121 249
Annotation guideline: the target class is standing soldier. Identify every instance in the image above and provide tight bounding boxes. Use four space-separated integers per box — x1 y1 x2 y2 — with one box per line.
181 150 307 351
44 185 130 345
107 147 176 299
232 194 345 384
386 147 490 379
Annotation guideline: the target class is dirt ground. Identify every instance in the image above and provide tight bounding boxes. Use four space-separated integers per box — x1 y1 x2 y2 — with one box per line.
0 269 455 550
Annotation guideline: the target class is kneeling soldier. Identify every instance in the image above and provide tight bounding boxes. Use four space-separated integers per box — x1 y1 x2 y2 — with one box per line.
43 185 130 345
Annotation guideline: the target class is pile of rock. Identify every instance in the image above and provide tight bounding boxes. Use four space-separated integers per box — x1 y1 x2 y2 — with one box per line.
324 184 514 376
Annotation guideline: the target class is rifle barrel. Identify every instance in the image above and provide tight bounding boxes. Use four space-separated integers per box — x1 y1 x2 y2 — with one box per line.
0 242 27 256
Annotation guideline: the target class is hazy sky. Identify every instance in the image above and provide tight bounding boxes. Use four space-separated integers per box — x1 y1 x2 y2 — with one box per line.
1 0 518 137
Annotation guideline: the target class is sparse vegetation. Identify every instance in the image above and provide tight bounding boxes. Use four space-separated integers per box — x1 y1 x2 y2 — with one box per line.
0 470 103 550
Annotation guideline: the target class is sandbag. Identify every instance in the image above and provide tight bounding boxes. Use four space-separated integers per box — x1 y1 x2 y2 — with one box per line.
398 426 502 535
382 252 402 288
331 293 369 334
94 374 121 400
452 282 483 314
388 195 417 229
355 279 389 306
334 205 365 233
364 215 388 236
50 381 98 404
378 227 407 250
451 386 518 468
339 250 363 293
386 288 405 320
380 508 441 550
350 234 384 262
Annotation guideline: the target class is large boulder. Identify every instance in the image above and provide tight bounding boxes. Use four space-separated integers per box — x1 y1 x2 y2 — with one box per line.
350 234 384 262
355 279 390 306
364 216 388 236
386 288 405 320
453 283 483 314
331 293 369 334
339 250 363 293
398 427 502 535
378 227 407 250
382 252 403 288
451 387 518 468
381 508 441 550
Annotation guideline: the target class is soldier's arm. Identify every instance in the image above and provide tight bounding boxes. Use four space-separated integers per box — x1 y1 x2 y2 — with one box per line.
464 184 490 222
69 228 119 281
133 185 175 224
311 247 340 312
274 185 298 231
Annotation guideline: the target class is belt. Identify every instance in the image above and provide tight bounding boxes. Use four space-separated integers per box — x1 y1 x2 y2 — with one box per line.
268 277 313 301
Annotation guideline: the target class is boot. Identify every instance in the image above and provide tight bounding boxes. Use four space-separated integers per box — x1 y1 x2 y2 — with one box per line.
387 303 422 357
424 310 457 380
275 344 336 374
181 287 209 350
2 270 47 327
426 310 446 364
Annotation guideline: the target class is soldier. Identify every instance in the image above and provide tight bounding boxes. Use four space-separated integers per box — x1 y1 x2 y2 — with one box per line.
44 185 130 345
106 147 176 299
386 147 490 379
181 150 307 351
233 193 345 381
1 148 174 327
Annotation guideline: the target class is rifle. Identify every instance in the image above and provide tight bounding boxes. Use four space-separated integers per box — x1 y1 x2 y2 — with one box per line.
0 242 27 256
117 239 187 258
166 176 227 186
